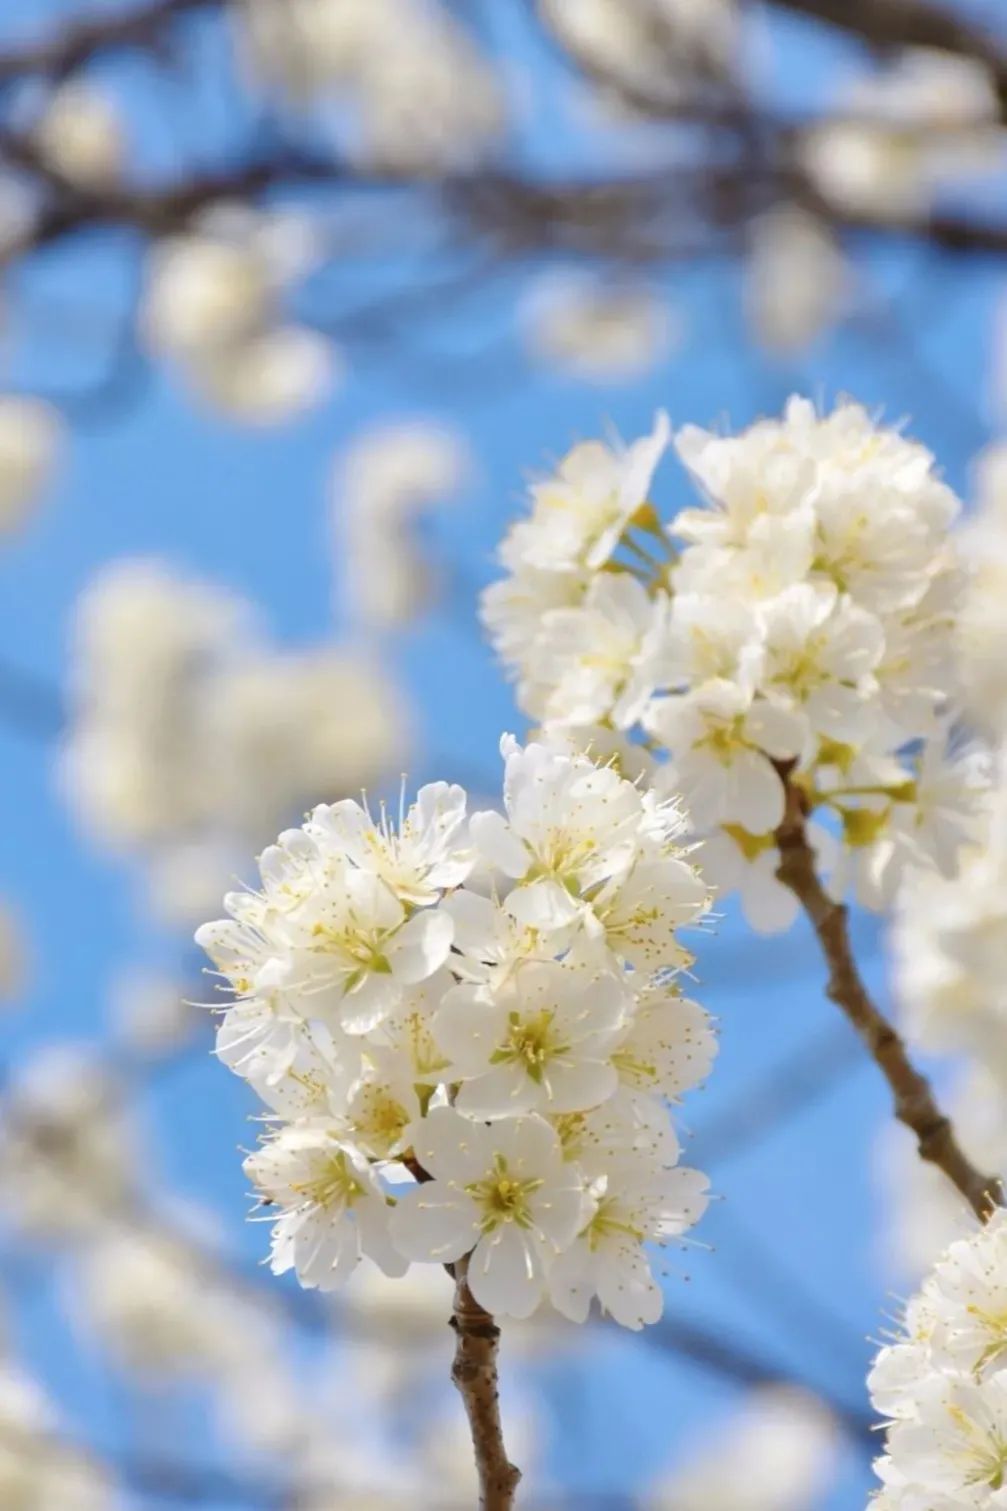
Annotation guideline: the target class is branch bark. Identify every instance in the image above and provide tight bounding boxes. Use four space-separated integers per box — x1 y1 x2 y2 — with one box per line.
450 1257 521 1511
774 780 1003 1223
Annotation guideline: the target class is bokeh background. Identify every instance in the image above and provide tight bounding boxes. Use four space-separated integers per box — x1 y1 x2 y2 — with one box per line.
1 0 1005 1506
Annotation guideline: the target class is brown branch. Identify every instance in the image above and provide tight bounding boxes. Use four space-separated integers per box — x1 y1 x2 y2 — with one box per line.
770 0 1007 114
450 1257 522 1511
774 779 1004 1223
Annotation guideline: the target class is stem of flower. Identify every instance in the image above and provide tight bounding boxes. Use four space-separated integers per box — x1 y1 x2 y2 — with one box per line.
450 1256 521 1511
403 1153 521 1507
773 777 1004 1224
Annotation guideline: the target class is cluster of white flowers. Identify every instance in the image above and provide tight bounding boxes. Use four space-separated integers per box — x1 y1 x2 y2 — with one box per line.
484 396 986 930
198 735 715 1325
801 48 1004 220
868 1211 1007 1508
142 206 334 424
234 0 503 173
62 559 404 923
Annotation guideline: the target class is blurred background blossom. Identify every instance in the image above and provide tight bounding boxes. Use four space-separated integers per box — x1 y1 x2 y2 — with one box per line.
0 0 1006 1506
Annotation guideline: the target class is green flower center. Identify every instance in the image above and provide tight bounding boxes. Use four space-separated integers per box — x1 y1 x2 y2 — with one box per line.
292 1149 366 1210
467 1154 544 1232
489 1010 570 1085
584 1196 645 1251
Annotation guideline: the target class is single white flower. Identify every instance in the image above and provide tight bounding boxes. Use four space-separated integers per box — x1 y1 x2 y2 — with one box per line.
245 1122 407 1290
699 819 837 935
197 915 313 1083
440 887 569 988
499 412 670 574
470 737 645 931
280 856 453 1034
363 968 455 1084
755 581 884 741
245 1020 362 1120
345 1063 427 1161
644 681 802 833
531 574 672 729
481 565 586 695
432 958 627 1117
548 1159 709 1330
611 980 717 1102
881 1375 1007 1500
551 1087 681 1177
308 781 473 906
661 592 765 691
585 850 711 971
389 1107 586 1318
928 1217 1007 1378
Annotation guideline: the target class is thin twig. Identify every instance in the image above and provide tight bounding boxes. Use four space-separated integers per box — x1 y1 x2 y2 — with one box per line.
450 1257 522 1511
769 0 1007 115
774 778 1004 1223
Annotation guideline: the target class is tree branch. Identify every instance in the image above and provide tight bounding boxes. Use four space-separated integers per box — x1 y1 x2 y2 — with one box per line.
450 1257 521 1511
770 0 1007 114
774 779 1003 1223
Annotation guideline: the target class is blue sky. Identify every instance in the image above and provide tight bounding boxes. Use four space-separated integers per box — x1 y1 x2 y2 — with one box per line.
0 3 1003 1507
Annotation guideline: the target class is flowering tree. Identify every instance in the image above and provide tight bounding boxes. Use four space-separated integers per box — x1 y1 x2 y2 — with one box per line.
4 3 1007 1509
195 397 1005 1508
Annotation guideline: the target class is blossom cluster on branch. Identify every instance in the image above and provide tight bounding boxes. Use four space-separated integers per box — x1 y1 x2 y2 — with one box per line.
868 1211 1007 1509
484 396 988 931
197 737 715 1326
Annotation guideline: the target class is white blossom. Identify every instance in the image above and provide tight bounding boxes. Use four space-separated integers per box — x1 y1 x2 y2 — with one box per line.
199 740 714 1319
498 413 670 575
870 1211 1007 1508
236 0 504 172
529 573 672 729
245 1121 407 1290
548 1159 708 1329
470 736 648 931
389 1106 586 1318
307 782 472 906
485 396 973 927
433 957 627 1117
